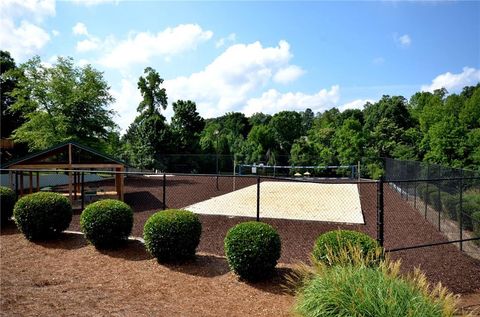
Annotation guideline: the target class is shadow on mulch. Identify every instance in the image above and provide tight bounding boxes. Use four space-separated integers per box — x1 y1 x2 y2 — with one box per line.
0 221 19 236
35 232 88 250
98 239 153 261
245 267 297 296
125 191 164 213
162 254 230 278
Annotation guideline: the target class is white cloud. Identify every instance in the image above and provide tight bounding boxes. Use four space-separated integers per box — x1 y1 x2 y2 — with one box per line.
52 29 60 36
110 77 142 133
242 86 340 116
394 33 411 48
98 24 213 69
421 67 480 92
215 33 236 48
339 99 373 112
72 0 119 6
72 22 88 36
164 40 303 118
0 19 51 60
0 0 55 60
76 38 100 52
0 0 55 22
273 65 305 84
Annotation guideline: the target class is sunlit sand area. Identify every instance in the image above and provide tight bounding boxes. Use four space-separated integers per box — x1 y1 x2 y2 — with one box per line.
186 181 364 224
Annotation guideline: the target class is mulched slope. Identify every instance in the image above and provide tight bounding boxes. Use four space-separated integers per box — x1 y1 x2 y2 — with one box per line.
67 175 480 293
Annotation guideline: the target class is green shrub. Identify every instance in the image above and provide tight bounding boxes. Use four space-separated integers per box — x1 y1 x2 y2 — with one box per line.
80 199 133 249
143 209 201 262
416 183 429 200
0 186 16 226
312 230 380 266
441 193 459 221
224 221 281 281
13 192 72 240
472 212 480 238
294 262 456 317
461 194 480 231
426 187 442 211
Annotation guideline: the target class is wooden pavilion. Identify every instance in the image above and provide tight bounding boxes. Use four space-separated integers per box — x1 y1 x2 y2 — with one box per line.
1 142 126 203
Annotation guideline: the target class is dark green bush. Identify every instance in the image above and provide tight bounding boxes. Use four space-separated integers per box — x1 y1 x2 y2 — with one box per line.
224 221 281 281
80 199 133 249
441 193 459 221
472 212 480 239
461 194 480 231
312 230 380 266
143 209 201 262
425 187 442 211
13 192 72 240
416 183 429 200
0 186 16 226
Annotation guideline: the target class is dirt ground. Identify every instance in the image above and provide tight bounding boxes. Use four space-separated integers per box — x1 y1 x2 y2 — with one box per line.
0 225 294 317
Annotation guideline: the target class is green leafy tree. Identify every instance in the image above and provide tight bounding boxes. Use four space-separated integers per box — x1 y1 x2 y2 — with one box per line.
171 100 204 153
122 67 171 169
269 111 302 156
332 118 365 164
1 51 24 138
10 56 117 152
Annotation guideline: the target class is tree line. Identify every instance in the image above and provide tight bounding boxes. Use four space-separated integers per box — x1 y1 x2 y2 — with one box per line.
1 52 479 177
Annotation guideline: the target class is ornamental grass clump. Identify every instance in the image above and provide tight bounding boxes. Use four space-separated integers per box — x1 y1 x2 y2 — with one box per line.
143 209 201 262
13 192 72 240
290 246 458 317
312 229 381 266
0 186 16 226
80 199 133 249
224 221 281 281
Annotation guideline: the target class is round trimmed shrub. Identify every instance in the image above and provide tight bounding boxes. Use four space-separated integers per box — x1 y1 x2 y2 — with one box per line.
13 192 72 240
312 230 380 266
224 221 281 281
80 199 133 249
0 186 16 226
294 265 455 317
143 209 201 262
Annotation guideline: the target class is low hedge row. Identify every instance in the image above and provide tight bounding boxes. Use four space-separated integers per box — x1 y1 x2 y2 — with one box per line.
0 186 16 226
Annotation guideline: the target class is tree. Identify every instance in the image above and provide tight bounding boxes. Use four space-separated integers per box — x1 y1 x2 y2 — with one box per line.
0 51 24 138
10 56 117 152
122 67 171 170
171 100 204 153
269 111 302 156
332 118 365 165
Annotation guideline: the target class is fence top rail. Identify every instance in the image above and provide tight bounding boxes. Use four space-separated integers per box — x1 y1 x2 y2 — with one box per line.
1 168 380 183
386 176 480 183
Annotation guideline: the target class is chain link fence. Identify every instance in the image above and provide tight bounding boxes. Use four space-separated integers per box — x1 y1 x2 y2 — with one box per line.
384 158 480 259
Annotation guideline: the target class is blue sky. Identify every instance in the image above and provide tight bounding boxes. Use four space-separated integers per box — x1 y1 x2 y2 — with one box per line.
1 0 479 133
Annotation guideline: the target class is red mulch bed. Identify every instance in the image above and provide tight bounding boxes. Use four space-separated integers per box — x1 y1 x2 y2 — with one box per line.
0 225 294 317
62 175 480 294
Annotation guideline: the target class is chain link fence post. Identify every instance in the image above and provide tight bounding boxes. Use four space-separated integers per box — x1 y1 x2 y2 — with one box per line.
377 176 384 248
256 175 260 221
163 172 167 210
459 170 464 251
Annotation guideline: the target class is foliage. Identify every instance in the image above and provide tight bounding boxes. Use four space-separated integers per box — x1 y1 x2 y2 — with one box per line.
9 56 117 152
122 67 171 170
80 199 133 249
13 192 72 240
224 221 281 281
472 212 480 241
293 255 457 317
0 186 16 225
441 193 460 221
461 193 480 231
1 51 24 139
312 230 380 266
143 209 201 262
